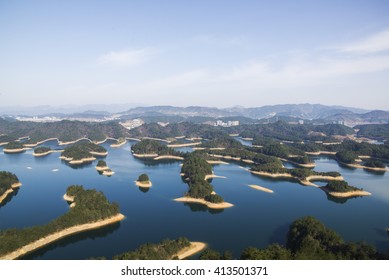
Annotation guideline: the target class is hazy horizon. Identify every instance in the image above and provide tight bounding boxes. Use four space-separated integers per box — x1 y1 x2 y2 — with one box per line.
1 1 389 110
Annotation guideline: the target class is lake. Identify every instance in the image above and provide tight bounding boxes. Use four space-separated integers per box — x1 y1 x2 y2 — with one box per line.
0 140 388 259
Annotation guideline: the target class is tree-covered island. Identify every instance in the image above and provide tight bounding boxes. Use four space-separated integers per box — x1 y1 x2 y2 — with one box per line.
0 185 124 260
2 141 28 153
135 173 152 188
60 141 107 165
321 181 371 198
175 153 233 209
131 139 184 160
0 171 21 205
111 237 206 260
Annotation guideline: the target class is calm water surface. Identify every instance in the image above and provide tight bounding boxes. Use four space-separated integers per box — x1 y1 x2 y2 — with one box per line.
0 140 388 259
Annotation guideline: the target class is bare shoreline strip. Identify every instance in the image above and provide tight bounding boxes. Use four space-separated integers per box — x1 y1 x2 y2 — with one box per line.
0 183 22 204
175 242 207 260
204 174 227 180
60 156 96 165
0 213 125 260
305 151 337 156
248 184 274 193
174 197 234 209
142 137 171 143
206 160 229 165
110 139 127 148
3 148 31 153
33 150 64 157
320 187 371 198
342 162 389 172
135 180 152 188
249 170 343 187
133 153 158 158
167 142 201 148
23 138 59 148
96 166 110 171
154 155 184 160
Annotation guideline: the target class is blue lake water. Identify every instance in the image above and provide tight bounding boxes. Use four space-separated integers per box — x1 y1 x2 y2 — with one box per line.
0 140 388 259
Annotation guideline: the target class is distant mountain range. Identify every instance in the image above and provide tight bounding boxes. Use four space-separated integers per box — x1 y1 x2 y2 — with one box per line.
1 103 389 126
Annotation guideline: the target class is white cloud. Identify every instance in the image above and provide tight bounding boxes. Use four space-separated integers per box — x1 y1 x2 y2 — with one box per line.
97 48 156 67
335 29 389 54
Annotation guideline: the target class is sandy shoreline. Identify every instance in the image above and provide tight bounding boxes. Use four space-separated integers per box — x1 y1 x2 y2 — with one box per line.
135 180 152 188
23 138 59 148
142 137 171 143
95 166 110 171
167 142 201 148
321 187 371 198
249 170 343 187
342 162 389 172
133 153 159 158
248 184 274 193
58 137 91 145
33 150 63 157
0 182 22 204
60 156 96 165
89 151 108 156
3 147 30 153
102 170 115 176
206 160 229 165
305 151 337 156
154 155 184 160
204 174 227 180
0 213 125 260
174 197 234 209
175 242 207 260
110 140 127 148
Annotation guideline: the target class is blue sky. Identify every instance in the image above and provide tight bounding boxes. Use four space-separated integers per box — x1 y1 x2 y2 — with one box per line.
1 0 389 109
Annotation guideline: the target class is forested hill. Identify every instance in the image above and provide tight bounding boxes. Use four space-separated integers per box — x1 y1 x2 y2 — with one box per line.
0 118 129 143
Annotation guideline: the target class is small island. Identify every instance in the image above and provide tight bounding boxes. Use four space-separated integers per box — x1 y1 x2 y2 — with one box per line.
321 181 371 198
0 185 124 260
175 153 233 209
110 137 127 148
33 146 63 157
60 141 107 165
135 173 152 188
2 141 29 153
112 237 206 260
0 171 22 204
95 160 114 176
131 139 184 160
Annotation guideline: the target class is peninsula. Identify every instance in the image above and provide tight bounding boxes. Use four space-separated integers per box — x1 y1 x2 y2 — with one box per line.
0 171 21 204
60 141 107 165
0 185 124 260
175 153 233 209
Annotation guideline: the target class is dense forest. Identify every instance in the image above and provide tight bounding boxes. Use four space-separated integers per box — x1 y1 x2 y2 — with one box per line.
180 153 223 202
0 185 120 257
61 141 107 160
131 139 181 156
323 181 360 193
199 135 242 149
112 237 191 260
34 146 52 154
138 173 150 182
225 121 354 142
0 171 19 197
0 118 129 143
3 141 24 150
211 217 386 260
96 160 107 167
95 217 388 260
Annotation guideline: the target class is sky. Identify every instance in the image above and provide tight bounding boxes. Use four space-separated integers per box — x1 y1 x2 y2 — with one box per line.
1 0 389 110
